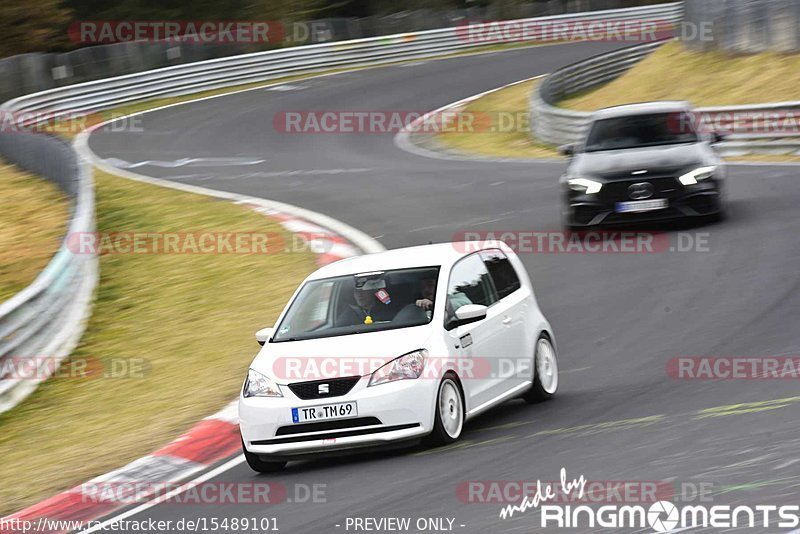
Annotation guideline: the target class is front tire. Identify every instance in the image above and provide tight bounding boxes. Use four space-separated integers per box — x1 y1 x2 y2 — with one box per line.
427 374 464 445
242 439 287 473
523 334 559 403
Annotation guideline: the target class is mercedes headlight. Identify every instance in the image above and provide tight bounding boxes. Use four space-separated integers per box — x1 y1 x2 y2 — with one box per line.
368 349 427 387
678 166 716 186
567 178 603 195
243 368 283 397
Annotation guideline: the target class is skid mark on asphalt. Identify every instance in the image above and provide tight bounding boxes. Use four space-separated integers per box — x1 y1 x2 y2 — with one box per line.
474 420 537 433
104 156 267 168
415 395 800 457
693 396 800 420
157 168 377 181
715 475 800 495
413 436 515 456
263 84 308 91
560 366 592 374
529 415 666 437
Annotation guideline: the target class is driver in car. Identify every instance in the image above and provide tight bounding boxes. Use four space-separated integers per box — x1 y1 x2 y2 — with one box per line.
340 279 391 325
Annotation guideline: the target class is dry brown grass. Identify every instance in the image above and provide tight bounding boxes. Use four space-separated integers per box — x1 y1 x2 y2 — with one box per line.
435 79 561 159
0 169 317 514
0 162 69 302
563 41 800 110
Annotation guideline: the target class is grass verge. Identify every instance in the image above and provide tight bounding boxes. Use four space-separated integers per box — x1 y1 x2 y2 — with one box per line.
0 169 317 514
563 41 800 110
434 42 800 163
0 162 69 302
435 79 560 159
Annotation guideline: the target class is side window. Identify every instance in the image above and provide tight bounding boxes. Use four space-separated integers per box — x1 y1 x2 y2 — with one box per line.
480 249 521 300
445 254 498 325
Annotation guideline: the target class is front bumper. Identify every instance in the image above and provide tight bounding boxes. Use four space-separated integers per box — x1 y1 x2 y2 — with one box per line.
239 376 435 459
564 181 723 227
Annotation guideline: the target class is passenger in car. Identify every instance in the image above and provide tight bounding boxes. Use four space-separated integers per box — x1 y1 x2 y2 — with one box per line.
414 276 438 311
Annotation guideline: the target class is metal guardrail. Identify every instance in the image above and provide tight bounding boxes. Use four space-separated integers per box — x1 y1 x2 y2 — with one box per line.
0 3 680 412
0 133 97 413
2 3 682 124
531 40 665 145
530 39 800 155
0 2 677 103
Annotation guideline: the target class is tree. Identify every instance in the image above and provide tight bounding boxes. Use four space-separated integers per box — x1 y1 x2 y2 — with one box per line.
0 0 72 55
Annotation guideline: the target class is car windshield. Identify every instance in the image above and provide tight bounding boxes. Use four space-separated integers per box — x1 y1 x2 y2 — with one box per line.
584 112 698 152
272 267 440 342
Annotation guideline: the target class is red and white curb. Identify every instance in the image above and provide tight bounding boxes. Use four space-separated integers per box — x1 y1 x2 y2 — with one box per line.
247 206 362 266
1 127 385 533
2 402 240 532
1 203 375 534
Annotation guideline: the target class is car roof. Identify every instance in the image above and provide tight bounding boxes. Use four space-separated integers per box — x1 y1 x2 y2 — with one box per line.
591 101 693 121
306 241 509 280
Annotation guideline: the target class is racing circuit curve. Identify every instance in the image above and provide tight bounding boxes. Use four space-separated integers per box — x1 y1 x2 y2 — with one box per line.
83 40 800 533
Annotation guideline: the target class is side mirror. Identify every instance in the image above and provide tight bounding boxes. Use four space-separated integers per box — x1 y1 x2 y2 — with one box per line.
255 327 275 346
454 304 488 326
712 132 726 144
558 144 575 157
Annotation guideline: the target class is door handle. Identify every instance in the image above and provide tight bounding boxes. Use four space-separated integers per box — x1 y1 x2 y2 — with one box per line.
502 316 512 325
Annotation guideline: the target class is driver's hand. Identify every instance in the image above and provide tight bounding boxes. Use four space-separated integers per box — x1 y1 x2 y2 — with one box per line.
416 299 433 310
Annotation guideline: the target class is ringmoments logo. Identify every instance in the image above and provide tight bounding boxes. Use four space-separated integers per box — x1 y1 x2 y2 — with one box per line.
500 468 800 530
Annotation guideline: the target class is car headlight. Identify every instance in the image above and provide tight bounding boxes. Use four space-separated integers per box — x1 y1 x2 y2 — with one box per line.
368 349 427 387
678 166 716 186
243 368 283 398
567 178 603 195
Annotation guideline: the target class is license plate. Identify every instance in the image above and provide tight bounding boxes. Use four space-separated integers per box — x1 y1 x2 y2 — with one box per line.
615 199 668 213
291 401 357 423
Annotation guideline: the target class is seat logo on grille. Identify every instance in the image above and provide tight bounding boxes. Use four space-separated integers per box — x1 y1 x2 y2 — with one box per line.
629 182 655 200
318 383 330 394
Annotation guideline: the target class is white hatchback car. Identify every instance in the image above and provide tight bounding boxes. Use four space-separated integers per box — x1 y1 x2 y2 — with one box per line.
239 241 558 472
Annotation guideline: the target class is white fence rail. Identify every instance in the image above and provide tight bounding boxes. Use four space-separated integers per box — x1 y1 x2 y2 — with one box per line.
0 133 96 413
3 3 682 123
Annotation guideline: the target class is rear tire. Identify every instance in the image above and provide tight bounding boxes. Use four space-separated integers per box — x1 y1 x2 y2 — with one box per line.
523 334 559 403
242 439 287 473
427 374 464 446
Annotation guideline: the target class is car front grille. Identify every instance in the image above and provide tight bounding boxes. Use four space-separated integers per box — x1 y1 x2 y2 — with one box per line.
601 177 680 201
288 376 361 400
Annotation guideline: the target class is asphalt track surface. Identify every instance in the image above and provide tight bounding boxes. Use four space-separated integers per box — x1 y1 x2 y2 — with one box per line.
88 41 800 532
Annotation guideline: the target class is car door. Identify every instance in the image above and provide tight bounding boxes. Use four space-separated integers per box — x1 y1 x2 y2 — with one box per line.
480 249 532 391
444 253 504 412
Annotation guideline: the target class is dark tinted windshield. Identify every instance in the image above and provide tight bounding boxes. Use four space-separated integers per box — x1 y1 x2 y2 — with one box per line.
584 112 698 153
272 267 440 342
